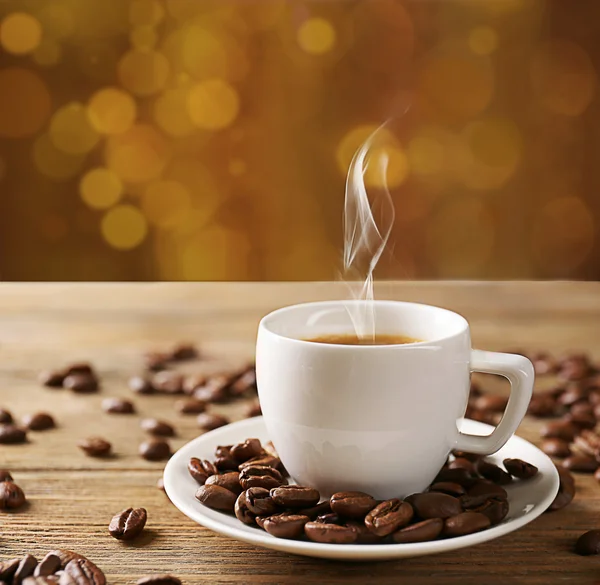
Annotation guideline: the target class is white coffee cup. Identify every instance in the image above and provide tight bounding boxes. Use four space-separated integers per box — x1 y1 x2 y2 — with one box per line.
256 300 534 500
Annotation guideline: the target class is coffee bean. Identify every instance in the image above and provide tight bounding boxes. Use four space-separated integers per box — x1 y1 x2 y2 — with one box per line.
448 458 475 473
541 438 571 459
444 512 491 537
558 383 589 407
78 437 112 458
573 429 600 458
547 467 576 512
230 438 263 462
527 394 558 418
187 458 217 485
245 401 262 418
174 398 205 415
152 372 184 395
156 478 165 492
214 455 238 472
365 499 414 537
473 395 508 413
0 469 13 482
34 554 61 577
63 374 98 394
239 465 283 490
466 481 508 501
140 418 175 437
65 363 95 376
392 518 444 543
345 520 384 544
575 530 600 556
330 491 377 519
429 482 466 497
316 512 341 524
139 439 171 461
193 376 230 403
62 558 106 585
263 514 310 539
38 370 66 388
197 413 229 431
564 412 596 430
195 484 237 512
234 490 256 524
0 558 20 581
541 420 578 442
215 445 232 458
13 555 37 585
0 424 27 444
128 376 155 395
270 485 320 508
296 500 332 520
467 496 509 525
170 343 198 361
475 459 513 485
531 352 558 376
433 468 476 488
22 412 55 431
0 408 13 424
305 521 357 544
109 507 147 540
406 492 462 519
102 398 135 414
0 481 26 509
182 375 206 395
503 458 539 479
229 368 257 396
245 487 278 515
562 455 598 473
144 351 170 372
558 354 591 381
569 401 594 418
238 454 281 471
136 575 181 585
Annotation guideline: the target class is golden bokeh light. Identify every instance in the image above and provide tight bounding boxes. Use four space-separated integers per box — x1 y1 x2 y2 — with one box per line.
188 79 240 130
164 0 199 21
130 0 164 26
141 180 192 228
101 204 148 250
33 134 85 180
88 88 137 135
229 159 247 176
153 88 195 137
80 168 123 210
118 49 170 97
531 40 597 117
106 124 169 183
37 4 74 39
237 0 285 32
177 26 228 79
297 18 336 55
130 26 158 50
465 118 522 169
0 12 42 55
0 68 52 138
407 132 446 176
469 26 498 56
32 38 62 67
49 102 100 155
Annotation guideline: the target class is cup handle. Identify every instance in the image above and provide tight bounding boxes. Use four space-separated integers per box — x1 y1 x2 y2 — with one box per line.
455 349 534 455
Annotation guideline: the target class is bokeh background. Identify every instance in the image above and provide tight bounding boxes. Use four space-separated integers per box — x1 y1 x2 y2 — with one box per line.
0 0 597 281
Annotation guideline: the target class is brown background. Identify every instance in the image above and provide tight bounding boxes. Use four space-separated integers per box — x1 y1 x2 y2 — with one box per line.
0 0 599 281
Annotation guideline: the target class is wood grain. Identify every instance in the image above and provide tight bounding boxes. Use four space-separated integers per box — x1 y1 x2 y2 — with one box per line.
1 282 599 584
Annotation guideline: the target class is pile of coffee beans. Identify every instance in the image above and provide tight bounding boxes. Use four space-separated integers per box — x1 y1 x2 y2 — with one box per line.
0 470 26 510
39 362 99 394
189 438 539 545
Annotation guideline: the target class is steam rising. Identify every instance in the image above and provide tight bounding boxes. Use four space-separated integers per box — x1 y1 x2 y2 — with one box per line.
343 125 396 340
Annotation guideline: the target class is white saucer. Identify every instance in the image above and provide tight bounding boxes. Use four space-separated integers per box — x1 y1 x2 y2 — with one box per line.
163 417 559 561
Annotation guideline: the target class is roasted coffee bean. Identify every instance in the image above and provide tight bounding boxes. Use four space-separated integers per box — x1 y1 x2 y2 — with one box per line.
364 499 414 537
109 507 147 540
429 482 466 497
245 401 262 418
230 438 263 462
558 354 591 381
527 394 557 418
392 518 444 543
128 376 154 395
136 575 181 585
45 550 84 569
574 429 600 458
448 458 475 473
270 485 320 508
475 459 512 485
102 398 135 414
255 515 268 529
38 370 66 388
0 424 27 444
562 455 598 473
144 351 170 372
239 465 283 490
0 408 13 424
541 438 571 459
174 398 206 415
262 514 309 539
444 512 491 537
13 555 37 585
0 481 26 509
214 455 238 472
466 480 508 501
197 413 229 431
468 496 509 525
63 374 98 394
305 521 357 544
316 513 341 524
245 487 278 515
195 484 237 512
187 458 217 485
139 439 171 461
22 412 56 431
558 383 589 407
182 374 206 395
433 468 476 488
345 520 384 544
296 500 332 520
34 554 61 577
140 418 175 437
330 491 377 519
541 420 578 442
547 467 576 512
152 372 184 394
575 530 600 556
193 376 230 403
530 352 558 376
0 558 20 581
503 458 539 479
564 412 596 430
78 437 112 457
234 490 256 525
406 492 462 519
170 343 198 361
569 401 594 417
65 363 95 376
0 469 13 482
215 445 232 458
156 478 165 492
473 395 508 413
229 368 257 396
238 454 281 471
61 558 106 585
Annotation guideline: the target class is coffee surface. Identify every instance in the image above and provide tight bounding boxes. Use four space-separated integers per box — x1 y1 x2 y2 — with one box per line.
306 333 420 345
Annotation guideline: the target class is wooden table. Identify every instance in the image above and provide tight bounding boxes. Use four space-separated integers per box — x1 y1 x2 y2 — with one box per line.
1 282 599 584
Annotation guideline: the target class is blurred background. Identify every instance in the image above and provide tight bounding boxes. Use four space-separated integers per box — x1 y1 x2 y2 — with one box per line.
0 0 597 281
